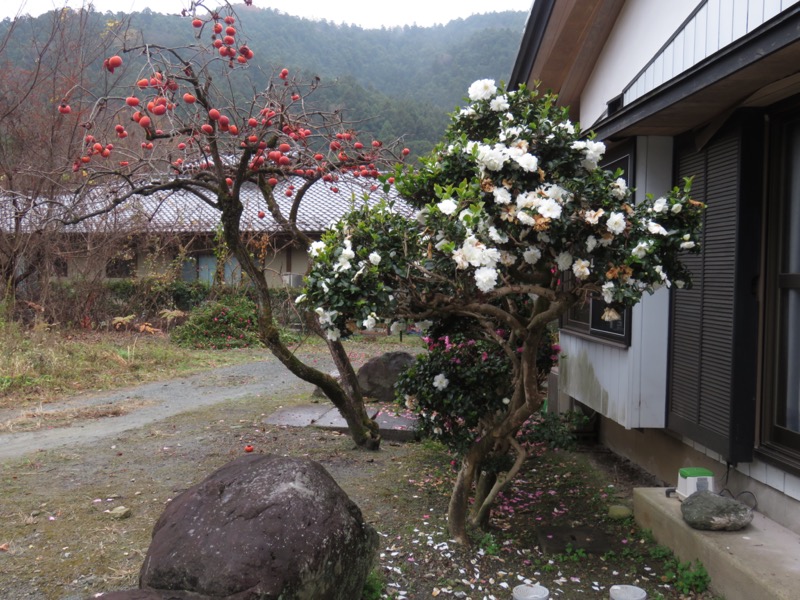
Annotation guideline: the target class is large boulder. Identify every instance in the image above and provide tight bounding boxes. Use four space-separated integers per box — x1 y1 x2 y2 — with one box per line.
681 490 753 531
136 454 378 599
356 351 415 402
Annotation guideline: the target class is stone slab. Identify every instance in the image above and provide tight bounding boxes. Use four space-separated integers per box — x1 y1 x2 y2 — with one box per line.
263 404 331 426
264 403 417 442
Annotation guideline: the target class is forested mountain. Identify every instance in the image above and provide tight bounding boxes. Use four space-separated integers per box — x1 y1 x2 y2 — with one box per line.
0 6 527 155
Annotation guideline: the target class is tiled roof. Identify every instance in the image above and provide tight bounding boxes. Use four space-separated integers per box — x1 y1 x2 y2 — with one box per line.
1 175 413 235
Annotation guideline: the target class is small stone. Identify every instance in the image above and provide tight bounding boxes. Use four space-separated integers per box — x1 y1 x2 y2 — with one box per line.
681 490 753 531
107 506 132 519
607 505 633 520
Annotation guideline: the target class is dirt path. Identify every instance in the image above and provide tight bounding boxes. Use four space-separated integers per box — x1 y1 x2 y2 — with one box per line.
0 352 333 461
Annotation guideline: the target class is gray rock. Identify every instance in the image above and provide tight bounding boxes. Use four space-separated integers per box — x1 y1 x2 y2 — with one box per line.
137 454 378 599
356 351 415 402
681 490 753 531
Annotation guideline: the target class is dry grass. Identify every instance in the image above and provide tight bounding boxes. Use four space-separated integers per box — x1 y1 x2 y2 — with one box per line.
0 322 271 411
0 399 155 433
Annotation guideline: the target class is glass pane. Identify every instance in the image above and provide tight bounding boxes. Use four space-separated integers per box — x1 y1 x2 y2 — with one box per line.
777 121 800 433
778 289 800 432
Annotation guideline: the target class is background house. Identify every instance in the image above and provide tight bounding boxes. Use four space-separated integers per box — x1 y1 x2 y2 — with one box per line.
2 174 403 288
511 0 800 543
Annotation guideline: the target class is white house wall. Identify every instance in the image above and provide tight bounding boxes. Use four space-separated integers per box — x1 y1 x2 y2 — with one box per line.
559 137 674 429
580 0 700 130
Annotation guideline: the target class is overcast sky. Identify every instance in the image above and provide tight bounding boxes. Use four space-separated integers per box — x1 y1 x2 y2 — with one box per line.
5 0 533 28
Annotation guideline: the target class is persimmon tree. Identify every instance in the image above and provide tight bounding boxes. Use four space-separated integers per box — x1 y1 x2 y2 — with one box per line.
53 1 409 448
0 8 122 314
301 79 705 542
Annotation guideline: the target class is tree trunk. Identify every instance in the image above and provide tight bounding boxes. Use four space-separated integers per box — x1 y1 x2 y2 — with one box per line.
448 438 492 544
221 201 379 450
326 337 380 449
471 470 496 530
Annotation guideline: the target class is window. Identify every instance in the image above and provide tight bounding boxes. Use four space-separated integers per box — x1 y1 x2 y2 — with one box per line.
561 140 634 346
106 255 135 278
762 110 800 466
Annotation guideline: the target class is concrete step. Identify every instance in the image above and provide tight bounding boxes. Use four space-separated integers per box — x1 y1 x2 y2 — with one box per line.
634 487 800 600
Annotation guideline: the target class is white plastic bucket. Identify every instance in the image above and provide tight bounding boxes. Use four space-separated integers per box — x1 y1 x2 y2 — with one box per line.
609 584 647 600
512 583 550 600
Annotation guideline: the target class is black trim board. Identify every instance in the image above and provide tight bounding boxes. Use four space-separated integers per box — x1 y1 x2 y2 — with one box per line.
509 0 556 90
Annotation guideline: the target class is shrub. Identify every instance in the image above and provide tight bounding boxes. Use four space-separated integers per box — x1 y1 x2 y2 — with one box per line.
171 295 262 349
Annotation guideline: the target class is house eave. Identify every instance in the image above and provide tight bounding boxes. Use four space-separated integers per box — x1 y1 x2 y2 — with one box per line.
592 5 800 140
509 0 625 114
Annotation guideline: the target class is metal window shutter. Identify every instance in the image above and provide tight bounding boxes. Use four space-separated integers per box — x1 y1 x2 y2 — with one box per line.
668 129 752 462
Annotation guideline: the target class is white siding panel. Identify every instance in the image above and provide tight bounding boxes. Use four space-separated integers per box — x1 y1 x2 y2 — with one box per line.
684 17 696 70
747 0 764 31
718 0 735 46
673 31 685 78
764 0 782 21
694 3 708 63
705 0 721 56
663 44 675 82
732 0 749 38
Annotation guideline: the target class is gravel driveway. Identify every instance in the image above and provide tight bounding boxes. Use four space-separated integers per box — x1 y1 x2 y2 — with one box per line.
0 354 333 461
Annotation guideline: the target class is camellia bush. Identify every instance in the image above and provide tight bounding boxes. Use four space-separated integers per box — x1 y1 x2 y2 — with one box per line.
301 78 704 542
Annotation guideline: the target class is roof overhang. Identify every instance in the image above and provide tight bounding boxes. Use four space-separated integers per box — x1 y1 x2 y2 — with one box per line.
593 4 800 140
509 0 625 115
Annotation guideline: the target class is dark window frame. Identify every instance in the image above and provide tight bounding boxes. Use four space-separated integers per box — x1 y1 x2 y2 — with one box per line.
561 139 634 347
758 100 800 471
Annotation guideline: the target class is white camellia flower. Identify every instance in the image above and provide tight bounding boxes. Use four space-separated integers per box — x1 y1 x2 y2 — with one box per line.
586 235 598 253
647 221 668 236
680 240 696 249
572 258 591 280
474 266 499 292
488 226 508 244
571 139 606 170
610 177 628 200
652 197 667 213
606 212 627 235
601 282 615 303
537 197 562 220
632 241 651 259
467 79 497 102
368 252 381 265
523 247 542 265
584 208 605 225
432 373 449 391
326 328 341 341
513 153 539 172
493 187 512 205
490 95 510 111
516 191 538 210
517 211 535 226
556 251 573 271
309 240 326 257
671 203 683 214
362 313 377 330
294 293 307 304
437 198 458 215
475 143 509 171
